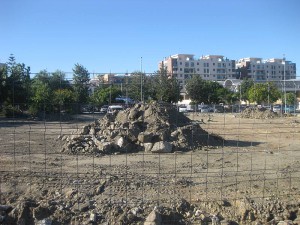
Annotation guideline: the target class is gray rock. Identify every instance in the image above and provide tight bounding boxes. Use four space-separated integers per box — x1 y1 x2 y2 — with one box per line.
151 141 173 153
277 221 293 225
144 143 154 152
36 218 52 225
33 205 51 220
138 132 153 143
80 125 90 135
144 209 162 225
129 108 139 120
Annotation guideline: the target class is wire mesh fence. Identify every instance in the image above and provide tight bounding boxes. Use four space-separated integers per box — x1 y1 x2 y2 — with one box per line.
0 77 300 225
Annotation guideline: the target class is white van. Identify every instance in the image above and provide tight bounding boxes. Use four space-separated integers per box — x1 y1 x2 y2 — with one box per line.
107 105 123 114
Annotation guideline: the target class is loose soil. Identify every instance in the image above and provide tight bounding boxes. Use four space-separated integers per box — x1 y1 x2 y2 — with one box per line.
1 111 300 224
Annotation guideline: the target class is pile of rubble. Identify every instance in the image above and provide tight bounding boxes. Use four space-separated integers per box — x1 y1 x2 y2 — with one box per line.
2 195 300 224
240 107 278 119
60 102 223 155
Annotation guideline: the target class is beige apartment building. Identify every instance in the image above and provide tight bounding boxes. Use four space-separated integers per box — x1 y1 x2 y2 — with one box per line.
159 54 297 82
159 54 236 87
159 54 297 98
236 57 297 81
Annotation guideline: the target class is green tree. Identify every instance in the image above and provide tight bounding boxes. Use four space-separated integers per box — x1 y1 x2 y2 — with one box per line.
4 55 31 109
125 71 145 102
0 64 7 104
91 85 122 106
50 70 70 90
248 82 281 104
239 79 254 102
285 92 297 106
53 89 75 113
206 81 224 104
186 75 225 104
186 76 207 104
154 68 181 103
217 88 238 105
30 70 73 115
30 80 52 113
72 63 90 103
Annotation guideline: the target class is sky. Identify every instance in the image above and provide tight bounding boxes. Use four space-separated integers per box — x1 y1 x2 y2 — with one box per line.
0 0 299 78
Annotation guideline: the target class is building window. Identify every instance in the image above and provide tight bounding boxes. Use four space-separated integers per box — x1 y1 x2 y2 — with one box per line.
185 62 189 67
191 62 194 67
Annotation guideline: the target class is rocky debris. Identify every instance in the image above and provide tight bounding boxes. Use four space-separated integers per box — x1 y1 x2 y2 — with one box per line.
240 107 278 119
144 209 162 225
2 181 300 225
0 205 13 223
60 102 223 155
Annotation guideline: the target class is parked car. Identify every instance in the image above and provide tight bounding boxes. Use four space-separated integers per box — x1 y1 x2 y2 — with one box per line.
198 105 210 113
100 105 109 114
284 105 296 113
272 105 282 113
212 105 224 113
107 105 123 114
261 105 272 111
178 106 187 113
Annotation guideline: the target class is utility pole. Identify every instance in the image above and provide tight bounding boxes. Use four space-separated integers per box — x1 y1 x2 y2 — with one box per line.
283 54 286 113
267 71 270 106
140 57 143 102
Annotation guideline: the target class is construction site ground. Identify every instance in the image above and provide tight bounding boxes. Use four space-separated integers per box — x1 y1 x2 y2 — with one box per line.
1 111 300 224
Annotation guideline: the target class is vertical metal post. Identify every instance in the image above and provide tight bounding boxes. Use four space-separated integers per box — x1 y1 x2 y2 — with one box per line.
283 55 286 113
140 57 143 102
267 71 270 106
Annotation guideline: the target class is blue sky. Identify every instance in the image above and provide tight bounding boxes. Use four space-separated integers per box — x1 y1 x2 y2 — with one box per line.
1 0 299 78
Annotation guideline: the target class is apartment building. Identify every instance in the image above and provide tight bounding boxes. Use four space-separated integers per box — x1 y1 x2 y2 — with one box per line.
159 54 297 100
236 57 297 81
159 54 236 86
159 54 297 87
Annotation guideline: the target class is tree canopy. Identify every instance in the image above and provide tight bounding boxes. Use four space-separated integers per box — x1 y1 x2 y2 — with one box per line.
90 85 122 106
154 68 181 103
72 63 90 103
2 54 31 108
247 82 281 105
185 75 229 104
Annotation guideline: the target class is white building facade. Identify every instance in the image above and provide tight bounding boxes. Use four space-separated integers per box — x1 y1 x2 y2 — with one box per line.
159 54 297 99
236 57 297 81
159 54 236 86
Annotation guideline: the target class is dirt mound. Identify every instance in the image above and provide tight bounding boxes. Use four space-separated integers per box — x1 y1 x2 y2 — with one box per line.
240 107 278 119
60 102 223 155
